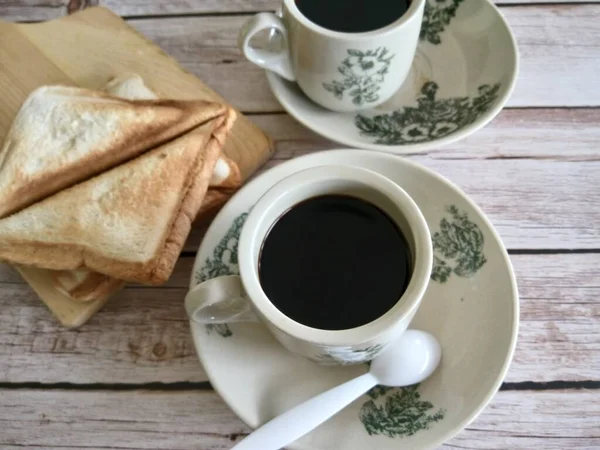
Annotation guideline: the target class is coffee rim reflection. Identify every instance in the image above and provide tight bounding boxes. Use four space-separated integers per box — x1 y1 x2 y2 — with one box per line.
238 165 433 348
284 0 425 40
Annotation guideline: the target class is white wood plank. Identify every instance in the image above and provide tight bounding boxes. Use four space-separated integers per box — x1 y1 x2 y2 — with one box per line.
0 254 597 384
0 0 68 22
101 0 278 17
0 262 20 283
509 253 600 383
117 5 600 110
0 1 596 22
443 390 600 449
2 6 599 107
183 110 600 252
0 389 597 449
250 109 600 161
225 157 599 251
503 5 600 107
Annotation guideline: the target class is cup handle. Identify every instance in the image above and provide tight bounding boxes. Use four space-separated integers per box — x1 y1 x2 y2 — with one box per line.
185 275 258 325
238 12 296 81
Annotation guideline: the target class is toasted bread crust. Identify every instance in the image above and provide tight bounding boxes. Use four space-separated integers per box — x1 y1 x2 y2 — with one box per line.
52 75 241 298
150 108 236 283
0 78 237 287
0 85 229 218
0 118 229 284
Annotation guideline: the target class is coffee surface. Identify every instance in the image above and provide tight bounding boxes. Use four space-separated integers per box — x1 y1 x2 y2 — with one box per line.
295 0 411 33
259 195 411 330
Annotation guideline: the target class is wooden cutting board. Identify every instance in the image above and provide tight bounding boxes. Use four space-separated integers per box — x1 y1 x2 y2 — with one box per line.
0 7 273 328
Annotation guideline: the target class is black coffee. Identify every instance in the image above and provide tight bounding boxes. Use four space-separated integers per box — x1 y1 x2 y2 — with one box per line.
296 0 410 33
258 195 411 330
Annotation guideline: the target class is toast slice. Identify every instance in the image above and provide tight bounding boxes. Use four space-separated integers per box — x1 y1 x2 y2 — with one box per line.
0 85 232 218
104 74 241 192
0 117 227 284
48 75 238 301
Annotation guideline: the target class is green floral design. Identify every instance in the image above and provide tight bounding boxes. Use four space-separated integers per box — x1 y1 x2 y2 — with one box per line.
420 0 466 45
323 47 394 107
195 213 248 337
431 205 487 283
360 384 445 437
355 82 500 145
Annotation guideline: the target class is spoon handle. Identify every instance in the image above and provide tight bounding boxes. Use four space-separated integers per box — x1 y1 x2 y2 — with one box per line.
232 372 378 450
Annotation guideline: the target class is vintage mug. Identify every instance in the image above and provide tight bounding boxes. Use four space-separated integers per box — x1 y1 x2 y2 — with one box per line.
238 0 425 112
185 165 433 365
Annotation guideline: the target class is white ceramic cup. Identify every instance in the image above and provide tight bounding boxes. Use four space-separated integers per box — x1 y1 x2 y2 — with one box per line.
186 165 432 365
238 0 425 112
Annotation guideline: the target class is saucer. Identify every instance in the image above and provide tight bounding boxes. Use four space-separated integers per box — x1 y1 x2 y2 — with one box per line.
266 0 518 153
189 150 519 449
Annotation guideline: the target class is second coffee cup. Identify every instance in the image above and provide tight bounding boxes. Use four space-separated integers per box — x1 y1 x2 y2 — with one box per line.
238 0 425 112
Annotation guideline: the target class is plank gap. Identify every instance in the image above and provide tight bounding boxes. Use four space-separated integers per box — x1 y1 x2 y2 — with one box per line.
124 10 264 21
508 249 600 255
0 381 214 391
0 380 598 392
496 1 600 5
501 380 600 390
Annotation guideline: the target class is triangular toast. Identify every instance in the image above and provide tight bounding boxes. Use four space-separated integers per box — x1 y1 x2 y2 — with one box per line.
42 75 236 300
0 120 223 284
0 85 228 218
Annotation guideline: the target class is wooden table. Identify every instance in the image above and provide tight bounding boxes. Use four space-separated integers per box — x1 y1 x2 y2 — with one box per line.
1 1 599 448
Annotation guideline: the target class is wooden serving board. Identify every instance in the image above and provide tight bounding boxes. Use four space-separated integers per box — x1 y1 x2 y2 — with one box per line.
0 7 273 328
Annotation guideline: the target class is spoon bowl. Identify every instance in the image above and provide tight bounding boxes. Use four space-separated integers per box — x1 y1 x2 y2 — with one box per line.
372 330 441 386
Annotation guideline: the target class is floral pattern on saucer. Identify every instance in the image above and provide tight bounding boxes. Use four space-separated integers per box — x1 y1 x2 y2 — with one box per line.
355 82 501 145
195 212 248 337
323 48 394 107
350 0 498 147
431 205 487 283
421 0 466 45
361 384 445 437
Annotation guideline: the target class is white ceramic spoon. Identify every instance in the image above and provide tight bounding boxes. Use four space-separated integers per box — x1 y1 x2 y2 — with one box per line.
231 330 441 450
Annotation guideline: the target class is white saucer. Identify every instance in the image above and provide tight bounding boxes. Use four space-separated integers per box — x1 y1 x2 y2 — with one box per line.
266 0 518 154
189 150 519 449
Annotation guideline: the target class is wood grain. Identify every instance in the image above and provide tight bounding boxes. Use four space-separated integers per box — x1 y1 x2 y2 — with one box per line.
248 108 600 161
1 254 597 384
250 109 600 161
0 0 596 22
503 5 600 107
0 388 598 449
183 109 600 251
92 5 600 111
252 108 598 249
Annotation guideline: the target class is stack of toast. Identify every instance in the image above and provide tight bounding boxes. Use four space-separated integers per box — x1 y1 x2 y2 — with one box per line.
0 74 240 314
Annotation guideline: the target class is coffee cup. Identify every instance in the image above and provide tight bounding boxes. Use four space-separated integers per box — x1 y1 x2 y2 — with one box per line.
238 0 425 112
185 165 432 365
